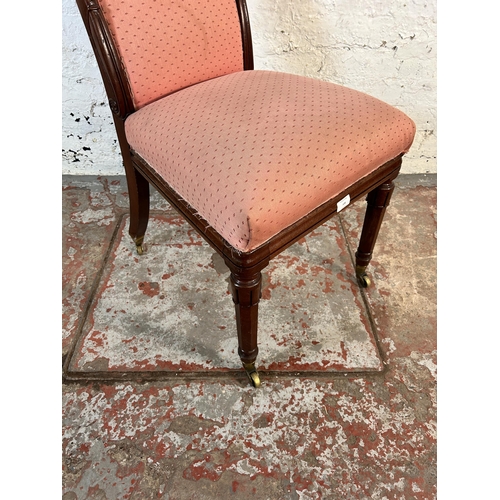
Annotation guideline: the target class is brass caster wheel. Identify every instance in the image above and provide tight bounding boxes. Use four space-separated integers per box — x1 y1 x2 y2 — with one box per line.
134 237 145 256
355 265 371 288
249 371 261 388
243 363 261 388
357 273 371 288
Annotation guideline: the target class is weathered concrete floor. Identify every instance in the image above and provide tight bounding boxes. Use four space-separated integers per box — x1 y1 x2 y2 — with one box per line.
62 174 436 499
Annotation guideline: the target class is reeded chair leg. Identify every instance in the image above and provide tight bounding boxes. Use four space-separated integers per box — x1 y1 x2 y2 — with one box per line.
230 271 262 388
125 165 150 255
355 179 396 287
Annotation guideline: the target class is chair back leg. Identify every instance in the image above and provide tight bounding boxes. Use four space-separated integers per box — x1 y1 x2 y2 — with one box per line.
355 179 396 287
124 162 150 254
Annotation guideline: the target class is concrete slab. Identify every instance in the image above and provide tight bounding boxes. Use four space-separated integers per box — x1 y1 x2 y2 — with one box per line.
62 178 118 355
66 212 383 378
340 176 437 358
63 176 178 359
63 373 436 499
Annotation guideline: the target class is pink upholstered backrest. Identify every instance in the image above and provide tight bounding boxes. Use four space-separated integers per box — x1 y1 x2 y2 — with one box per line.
97 0 244 109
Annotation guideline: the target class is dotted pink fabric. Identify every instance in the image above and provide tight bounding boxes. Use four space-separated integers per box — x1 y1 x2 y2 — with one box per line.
125 70 416 252
97 0 243 109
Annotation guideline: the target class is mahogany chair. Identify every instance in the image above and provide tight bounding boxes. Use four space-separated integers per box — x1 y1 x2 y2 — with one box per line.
75 0 415 387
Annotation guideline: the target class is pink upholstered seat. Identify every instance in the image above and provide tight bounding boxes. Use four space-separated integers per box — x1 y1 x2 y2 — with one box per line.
125 70 415 252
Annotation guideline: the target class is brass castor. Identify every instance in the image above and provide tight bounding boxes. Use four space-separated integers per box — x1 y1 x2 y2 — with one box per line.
243 362 261 388
356 266 371 288
134 236 145 255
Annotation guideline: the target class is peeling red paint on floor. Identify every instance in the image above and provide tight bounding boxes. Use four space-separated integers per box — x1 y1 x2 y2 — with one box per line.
63 175 437 499
63 367 436 499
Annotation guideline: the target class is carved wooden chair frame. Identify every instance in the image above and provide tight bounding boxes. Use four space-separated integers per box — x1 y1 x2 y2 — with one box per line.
76 0 403 387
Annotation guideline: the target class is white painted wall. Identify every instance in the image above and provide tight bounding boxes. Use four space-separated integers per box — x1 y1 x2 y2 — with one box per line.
62 0 436 175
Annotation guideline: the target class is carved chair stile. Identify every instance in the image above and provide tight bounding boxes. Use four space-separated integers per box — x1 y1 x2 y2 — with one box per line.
75 0 416 387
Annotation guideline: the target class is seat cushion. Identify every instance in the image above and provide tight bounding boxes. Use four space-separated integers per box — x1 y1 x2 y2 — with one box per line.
125 70 415 252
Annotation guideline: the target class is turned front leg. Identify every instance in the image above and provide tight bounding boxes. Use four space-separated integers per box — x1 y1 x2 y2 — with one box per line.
230 271 262 387
355 180 396 287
